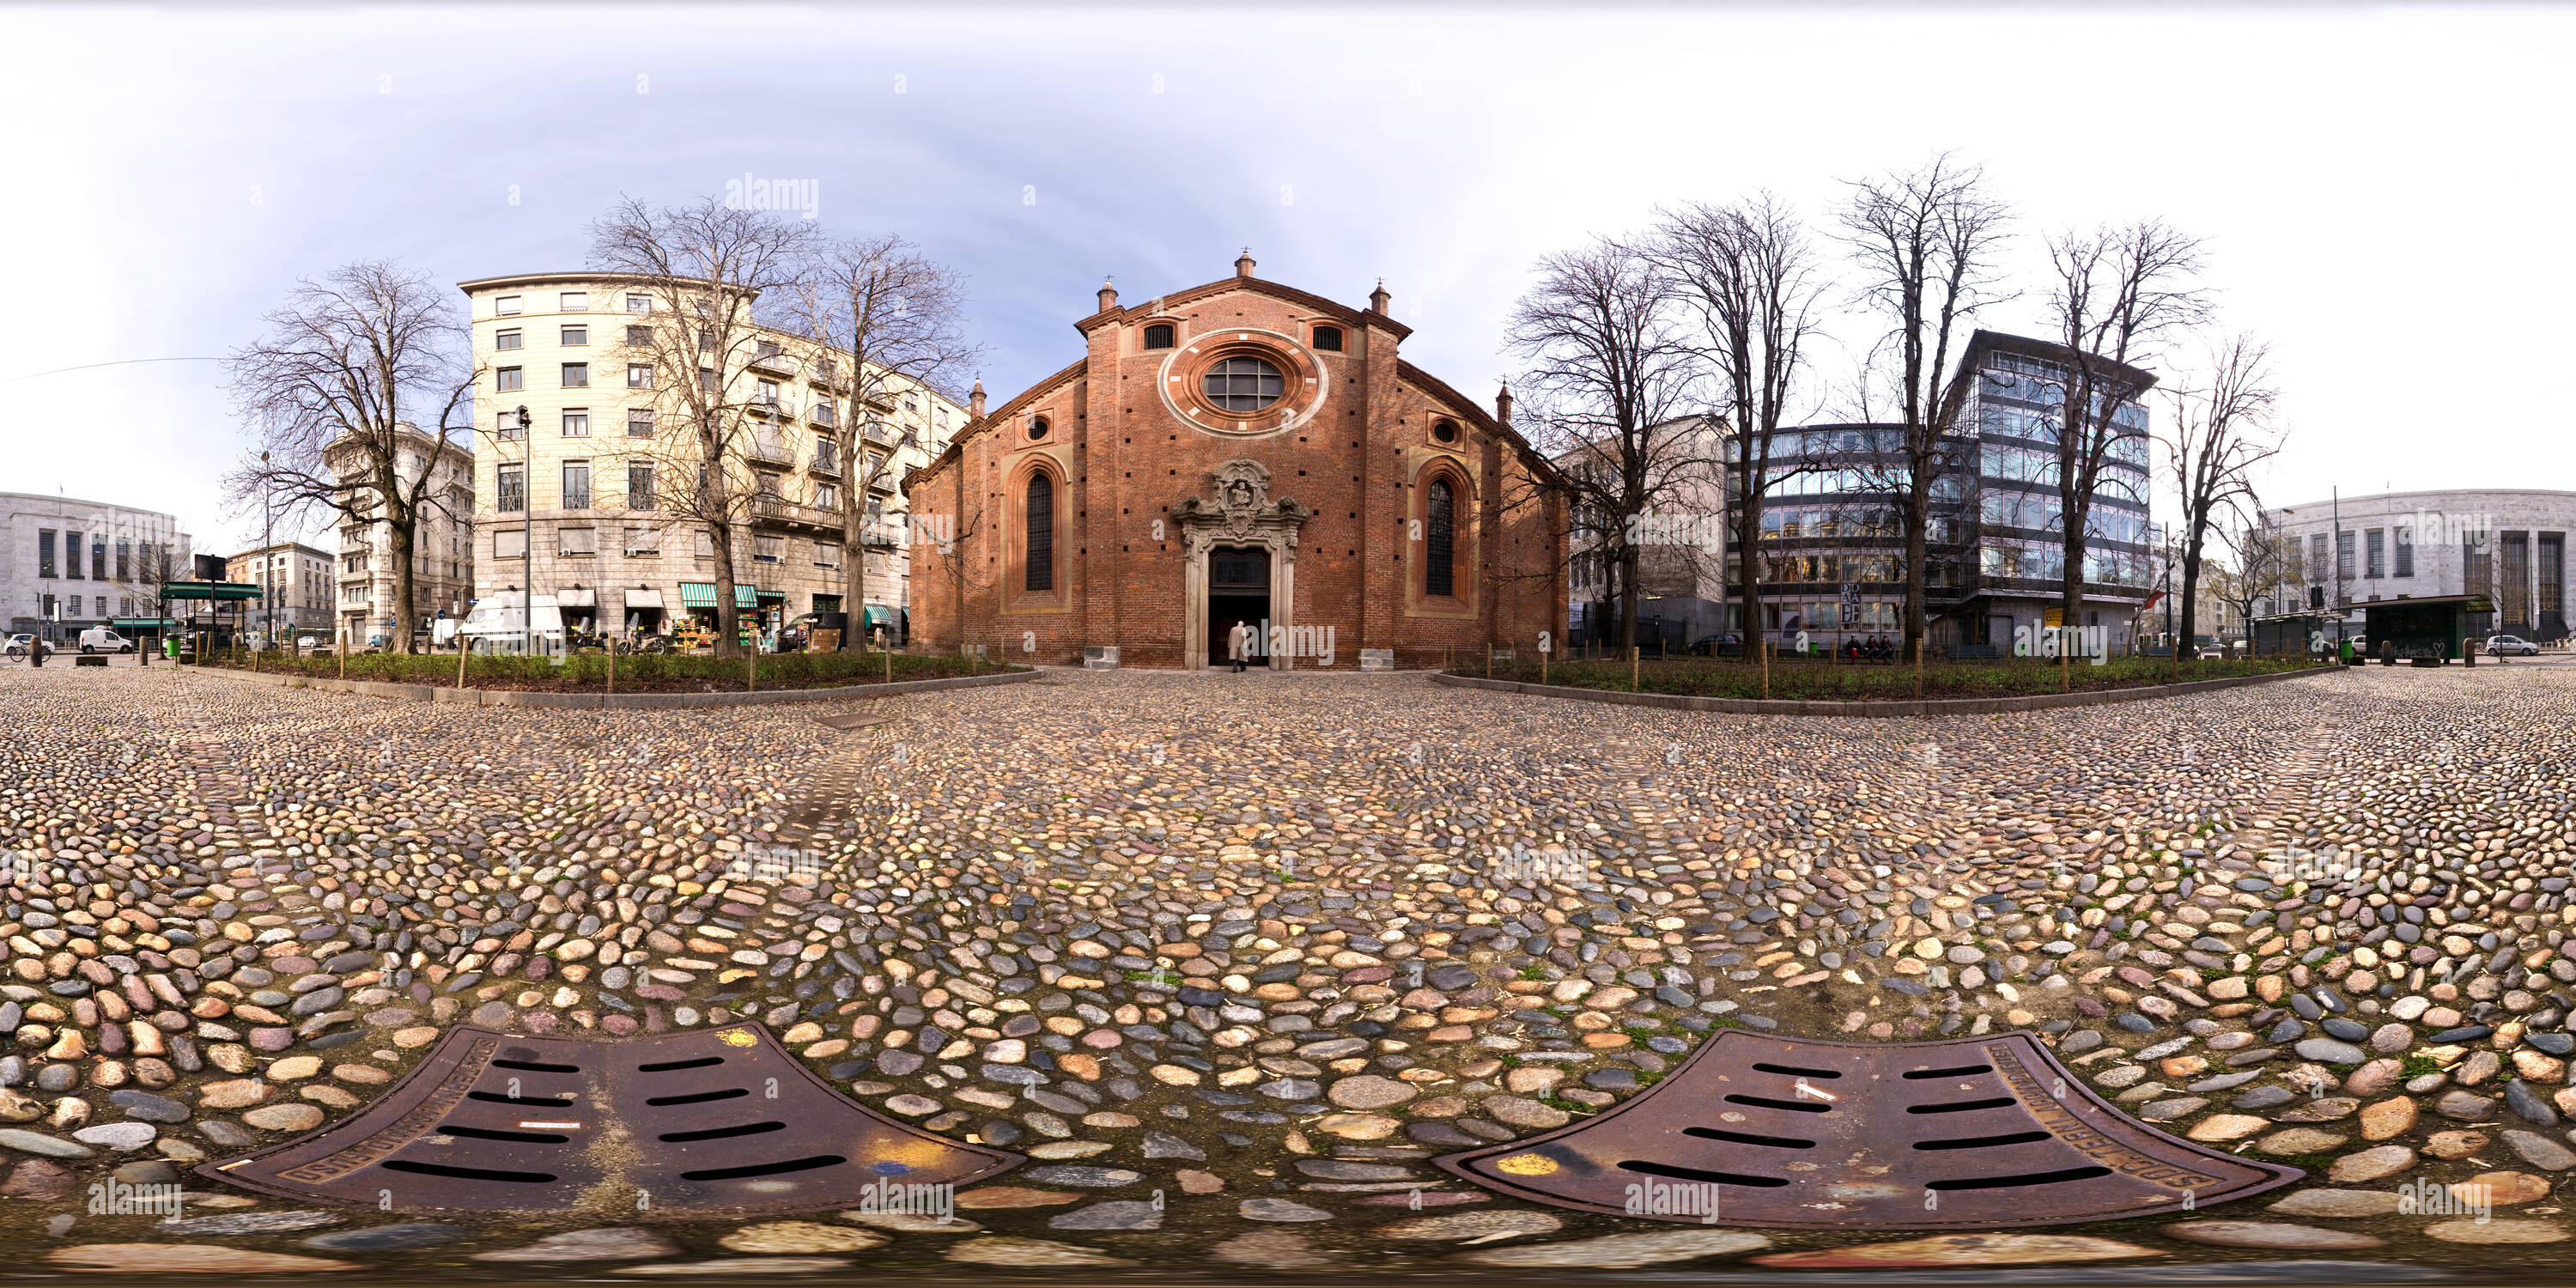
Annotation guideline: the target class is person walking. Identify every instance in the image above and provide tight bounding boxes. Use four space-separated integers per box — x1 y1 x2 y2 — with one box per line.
1228 619 1249 673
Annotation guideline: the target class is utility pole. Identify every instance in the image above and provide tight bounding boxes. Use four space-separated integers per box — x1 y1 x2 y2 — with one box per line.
2331 486 2344 647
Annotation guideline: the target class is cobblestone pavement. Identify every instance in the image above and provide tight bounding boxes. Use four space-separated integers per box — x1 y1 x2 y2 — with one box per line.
0 660 2571 1278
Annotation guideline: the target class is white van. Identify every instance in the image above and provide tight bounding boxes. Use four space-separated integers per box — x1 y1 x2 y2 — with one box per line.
78 628 136 654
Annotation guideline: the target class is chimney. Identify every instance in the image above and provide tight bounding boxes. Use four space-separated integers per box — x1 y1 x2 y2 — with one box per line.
1097 276 1118 313
1495 382 1514 427
1234 247 1256 278
969 380 986 420
1369 279 1391 315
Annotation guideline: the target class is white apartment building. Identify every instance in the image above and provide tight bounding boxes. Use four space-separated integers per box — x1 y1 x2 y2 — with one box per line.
456 272 964 647
225 541 335 637
2266 489 2573 642
2 493 193 642
325 427 477 648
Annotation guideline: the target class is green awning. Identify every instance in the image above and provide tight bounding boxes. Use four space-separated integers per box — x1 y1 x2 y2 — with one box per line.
863 605 899 627
160 581 263 601
677 583 760 609
112 618 181 630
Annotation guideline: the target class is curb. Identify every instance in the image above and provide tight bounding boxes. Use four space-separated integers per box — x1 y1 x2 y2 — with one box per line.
194 665 1038 708
1431 665 2335 717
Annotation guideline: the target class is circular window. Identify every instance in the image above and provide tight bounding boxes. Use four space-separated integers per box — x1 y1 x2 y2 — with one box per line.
1432 419 1460 443
1203 356 1285 412
1029 417 1048 441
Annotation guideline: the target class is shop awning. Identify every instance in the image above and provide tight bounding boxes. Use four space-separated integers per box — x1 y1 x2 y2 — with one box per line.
863 605 899 628
623 589 663 610
678 583 759 609
556 588 597 608
112 618 182 630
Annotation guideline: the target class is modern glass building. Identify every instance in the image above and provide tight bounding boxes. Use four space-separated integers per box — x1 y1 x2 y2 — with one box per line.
1724 423 1969 645
1943 331 2159 648
1721 331 2160 652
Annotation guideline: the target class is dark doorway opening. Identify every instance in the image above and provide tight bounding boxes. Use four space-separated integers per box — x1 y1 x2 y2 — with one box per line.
1207 545 1270 665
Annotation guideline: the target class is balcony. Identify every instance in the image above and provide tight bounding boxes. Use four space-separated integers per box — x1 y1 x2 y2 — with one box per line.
809 452 842 477
749 348 795 376
861 421 897 447
750 497 841 533
747 436 794 466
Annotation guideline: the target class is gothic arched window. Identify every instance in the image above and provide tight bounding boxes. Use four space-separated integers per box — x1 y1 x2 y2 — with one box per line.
1025 473 1054 592
1425 477 1456 597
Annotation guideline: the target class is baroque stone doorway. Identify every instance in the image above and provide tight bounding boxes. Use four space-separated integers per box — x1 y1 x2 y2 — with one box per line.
1177 459 1312 670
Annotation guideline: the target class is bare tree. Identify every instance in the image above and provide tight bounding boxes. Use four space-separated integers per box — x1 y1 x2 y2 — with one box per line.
1504 240 1699 653
2159 334 2282 672
1649 193 1829 668
786 234 982 651
1838 154 2013 662
2219 504 2301 655
2041 220 2208 635
223 261 477 654
592 195 820 658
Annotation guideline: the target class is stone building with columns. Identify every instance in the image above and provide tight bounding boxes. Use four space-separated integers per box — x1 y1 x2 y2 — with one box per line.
904 253 1568 669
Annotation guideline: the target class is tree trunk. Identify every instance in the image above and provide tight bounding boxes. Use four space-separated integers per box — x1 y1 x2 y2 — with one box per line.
837 425 865 653
709 520 741 658
1905 476 1930 663
1619 543 1641 652
388 511 420 656
2179 542 2204 671
2061 519 2087 648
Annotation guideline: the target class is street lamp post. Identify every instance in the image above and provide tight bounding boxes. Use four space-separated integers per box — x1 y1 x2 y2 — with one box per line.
261 450 274 652
517 404 533 657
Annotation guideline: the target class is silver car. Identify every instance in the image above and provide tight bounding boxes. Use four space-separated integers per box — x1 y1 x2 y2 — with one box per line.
2488 635 2541 656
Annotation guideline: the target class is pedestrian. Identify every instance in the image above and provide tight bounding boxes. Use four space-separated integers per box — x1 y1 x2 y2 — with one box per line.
1228 619 1248 673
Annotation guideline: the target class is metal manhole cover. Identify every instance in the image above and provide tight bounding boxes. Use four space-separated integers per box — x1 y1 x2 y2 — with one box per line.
197 1024 1020 1216
815 712 890 731
1435 1031 2298 1229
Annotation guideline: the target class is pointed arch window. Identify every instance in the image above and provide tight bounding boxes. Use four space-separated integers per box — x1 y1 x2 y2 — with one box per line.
1025 473 1055 592
1425 477 1456 597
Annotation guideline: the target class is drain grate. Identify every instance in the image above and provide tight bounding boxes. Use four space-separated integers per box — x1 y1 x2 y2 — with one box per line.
197 1024 1020 1216
1435 1031 2298 1229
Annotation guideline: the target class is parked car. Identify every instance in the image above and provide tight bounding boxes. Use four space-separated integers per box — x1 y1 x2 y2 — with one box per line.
78 628 137 654
3 633 40 659
1689 633 1743 656
2487 635 2541 656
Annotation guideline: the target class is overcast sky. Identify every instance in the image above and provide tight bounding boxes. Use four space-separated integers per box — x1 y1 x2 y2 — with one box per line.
3 3 2568 553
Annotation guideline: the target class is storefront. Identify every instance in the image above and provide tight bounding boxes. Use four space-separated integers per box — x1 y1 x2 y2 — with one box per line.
863 604 903 646
556 587 598 642
678 582 761 651
621 587 665 638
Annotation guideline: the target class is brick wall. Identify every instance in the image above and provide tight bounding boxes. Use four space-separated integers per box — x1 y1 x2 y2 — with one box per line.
908 271 1564 668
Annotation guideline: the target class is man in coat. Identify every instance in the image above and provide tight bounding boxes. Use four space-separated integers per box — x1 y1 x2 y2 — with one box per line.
1228 620 1249 673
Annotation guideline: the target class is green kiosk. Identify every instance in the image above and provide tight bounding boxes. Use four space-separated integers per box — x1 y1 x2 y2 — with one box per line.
2360 593 2494 665
157 580 264 660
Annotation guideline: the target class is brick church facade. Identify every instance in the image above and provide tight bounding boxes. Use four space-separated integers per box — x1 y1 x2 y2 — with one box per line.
905 253 1567 669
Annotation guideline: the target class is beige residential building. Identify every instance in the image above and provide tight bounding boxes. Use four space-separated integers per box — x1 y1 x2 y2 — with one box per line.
224 541 335 637
325 427 477 648
455 272 964 645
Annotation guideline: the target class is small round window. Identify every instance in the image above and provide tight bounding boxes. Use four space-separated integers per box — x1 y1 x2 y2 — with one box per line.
1203 356 1284 412
1432 419 1460 443
1029 417 1048 441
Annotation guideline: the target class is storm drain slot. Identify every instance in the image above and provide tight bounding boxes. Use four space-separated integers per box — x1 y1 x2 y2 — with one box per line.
197 1024 1022 1216
1434 1030 2300 1229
